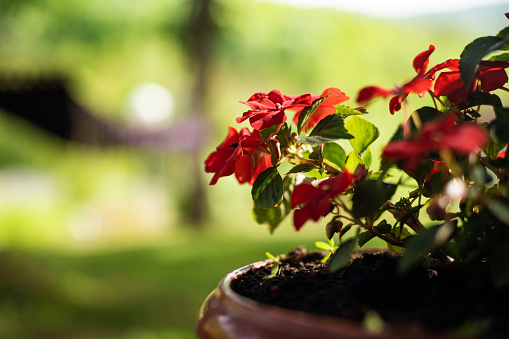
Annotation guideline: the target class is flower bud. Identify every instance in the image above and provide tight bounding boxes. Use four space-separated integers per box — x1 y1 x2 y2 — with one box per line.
353 164 368 183
426 197 447 220
326 219 343 240
267 138 281 166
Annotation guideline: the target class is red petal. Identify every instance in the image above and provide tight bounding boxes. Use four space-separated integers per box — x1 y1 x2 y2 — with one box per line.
234 155 253 184
293 208 309 231
356 86 393 103
402 78 432 95
413 45 435 76
441 124 487 154
321 87 350 106
291 183 322 208
267 89 285 104
479 68 508 92
389 95 405 114
329 171 354 195
426 59 460 79
434 71 463 97
291 93 320 107
240 92 275 111
249 153 271 185
248 109 287 130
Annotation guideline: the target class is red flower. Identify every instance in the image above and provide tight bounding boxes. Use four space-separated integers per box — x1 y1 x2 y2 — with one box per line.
434 60 509 105
382 114 487 170
357 45 436 114
291 171 354 230
205 127 270 185
236 89 316 130
290 87 350 131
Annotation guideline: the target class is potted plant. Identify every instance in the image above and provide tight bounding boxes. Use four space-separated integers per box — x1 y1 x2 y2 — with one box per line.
197 16 509 338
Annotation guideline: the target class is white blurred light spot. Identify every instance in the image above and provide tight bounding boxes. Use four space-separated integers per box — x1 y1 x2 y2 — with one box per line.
127 81 174 124
445 179 467 201
67 205 103 241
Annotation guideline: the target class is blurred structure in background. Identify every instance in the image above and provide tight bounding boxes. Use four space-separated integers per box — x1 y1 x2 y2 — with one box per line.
176 0 221 225
0 76 208 150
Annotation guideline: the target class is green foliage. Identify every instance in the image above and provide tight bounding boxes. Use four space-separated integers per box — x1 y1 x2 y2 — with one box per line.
329 231 359 272
252 176 294 233
336 105 367 118
491 107 509 143
345 116 380 155
297 114 353 145
287 163 317 174
345 151 363 174
398 223 454 273
323 142 347 170
263 251 281 279
252 166 284 209
297 95 329 133
352 180 396 220
315 231 339 263
483 139 506 160
358 220 392 247
459 25 509 91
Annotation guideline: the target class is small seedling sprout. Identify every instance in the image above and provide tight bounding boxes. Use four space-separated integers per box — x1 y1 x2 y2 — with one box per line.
263 251 281 279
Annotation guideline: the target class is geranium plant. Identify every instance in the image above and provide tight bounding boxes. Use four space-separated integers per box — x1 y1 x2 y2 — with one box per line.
205 18 509 286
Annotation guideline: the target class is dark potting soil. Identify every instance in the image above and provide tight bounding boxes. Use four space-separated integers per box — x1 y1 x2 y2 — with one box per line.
231 247 509 336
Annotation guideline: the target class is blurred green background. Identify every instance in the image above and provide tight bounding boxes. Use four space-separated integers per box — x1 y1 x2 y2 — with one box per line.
0 0 507 338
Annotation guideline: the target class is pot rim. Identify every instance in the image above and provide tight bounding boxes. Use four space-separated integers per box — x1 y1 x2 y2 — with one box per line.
218 259 442 339
198 255 506 339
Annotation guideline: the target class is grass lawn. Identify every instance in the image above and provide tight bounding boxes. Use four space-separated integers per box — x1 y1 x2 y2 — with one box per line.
0 217 333 339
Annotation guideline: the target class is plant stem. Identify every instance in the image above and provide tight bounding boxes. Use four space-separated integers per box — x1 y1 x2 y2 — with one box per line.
336 199 404 247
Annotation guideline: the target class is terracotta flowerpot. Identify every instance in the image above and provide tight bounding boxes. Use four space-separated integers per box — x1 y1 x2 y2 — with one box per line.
196 260 460 339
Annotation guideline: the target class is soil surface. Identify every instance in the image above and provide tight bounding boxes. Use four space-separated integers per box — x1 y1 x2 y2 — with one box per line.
231 247 509 337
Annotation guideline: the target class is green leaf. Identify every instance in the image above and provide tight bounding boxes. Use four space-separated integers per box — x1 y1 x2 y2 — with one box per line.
483 139 506 160
251 166 284 209
414 107 441 124
297 95 329 133
260 124 280 141
315 241 331 251
297 114 353 145
496 25 509 46
336 105 367 118
329 232 359 272
271 263 280 276
398 223 454 273
286 163 316 174
423 171 451 197
345 151 362 174
461 92 502 109
487 198 509 226
363 147 372 169
352 180 396 220
252 176 293 233
406 159 435 185
444 240 460 262
260 123 291 147
265 251 279 262
358 220 392 247
323 142 347 170
345 116 380 154
488 52 509 62
492 107 509 143
387 226 412 254
308 146 323 160
397 205 425 230
459 36 508 92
